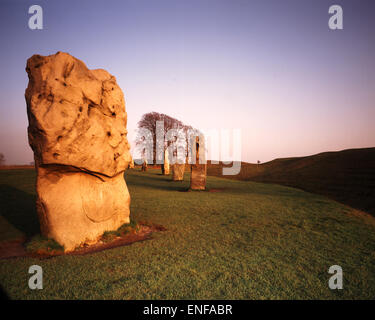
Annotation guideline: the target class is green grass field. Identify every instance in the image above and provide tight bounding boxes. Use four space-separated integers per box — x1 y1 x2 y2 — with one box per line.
1 168 375 299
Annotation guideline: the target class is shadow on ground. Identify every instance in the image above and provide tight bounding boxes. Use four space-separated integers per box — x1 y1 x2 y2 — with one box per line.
0 185 39 238
125 171 189 192
0 285 9 300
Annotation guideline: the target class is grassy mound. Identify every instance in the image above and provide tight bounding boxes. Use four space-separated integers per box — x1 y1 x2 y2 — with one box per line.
101 221 139 243
207 147 375 216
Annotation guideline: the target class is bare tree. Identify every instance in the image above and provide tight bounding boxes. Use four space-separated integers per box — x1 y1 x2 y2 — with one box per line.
0 153 5 166
136 112 190 165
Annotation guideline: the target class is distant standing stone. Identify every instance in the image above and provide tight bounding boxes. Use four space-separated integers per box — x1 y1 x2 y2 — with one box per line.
190 136 207 190
163 149 170 175
172 157 186 181
141 159 148 172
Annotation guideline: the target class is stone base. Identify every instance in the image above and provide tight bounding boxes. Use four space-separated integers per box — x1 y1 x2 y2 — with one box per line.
36 166 130 252
190 164 207 190
162 163 170 175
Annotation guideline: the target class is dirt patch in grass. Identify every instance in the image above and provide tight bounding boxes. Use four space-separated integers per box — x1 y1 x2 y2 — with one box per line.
0 237 27 259
0 222 166 260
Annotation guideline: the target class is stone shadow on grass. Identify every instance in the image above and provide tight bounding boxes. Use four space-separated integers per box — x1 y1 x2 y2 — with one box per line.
125 172 190 192
0 185 40 238
128 179 189 192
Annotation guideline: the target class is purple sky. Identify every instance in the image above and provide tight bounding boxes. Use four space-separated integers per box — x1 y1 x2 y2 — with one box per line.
0 0 374 164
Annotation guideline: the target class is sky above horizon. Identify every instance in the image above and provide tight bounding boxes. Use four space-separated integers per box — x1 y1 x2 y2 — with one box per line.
0 0 374 164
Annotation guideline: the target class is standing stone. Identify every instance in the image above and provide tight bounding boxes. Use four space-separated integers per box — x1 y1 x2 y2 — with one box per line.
141 159 148 172
172 158 186 181
25 52 132 252
190 136 207 190
162 149 170 175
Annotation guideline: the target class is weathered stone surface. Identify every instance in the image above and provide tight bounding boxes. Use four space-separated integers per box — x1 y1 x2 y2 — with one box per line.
25 52 132 251
190 136 207 190
172 158 186 181
172 164 185 181
128 158 135 169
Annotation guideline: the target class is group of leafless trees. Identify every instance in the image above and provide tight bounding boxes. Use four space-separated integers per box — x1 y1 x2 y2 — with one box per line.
135 112 200 165
0 153 5 166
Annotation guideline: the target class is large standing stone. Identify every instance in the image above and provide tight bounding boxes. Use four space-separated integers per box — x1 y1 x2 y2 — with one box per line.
190 136 207 190
25 52 132 252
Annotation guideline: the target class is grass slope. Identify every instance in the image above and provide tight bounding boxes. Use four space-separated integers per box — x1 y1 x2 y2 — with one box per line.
208 147 375 216
1 168 375 299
